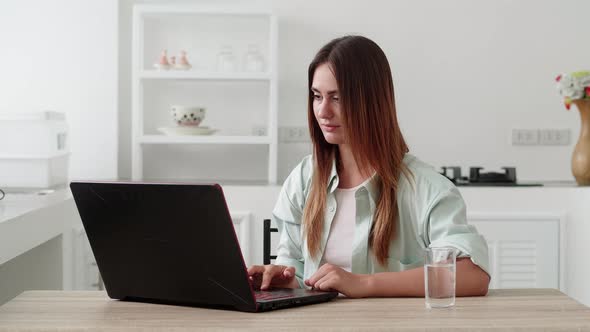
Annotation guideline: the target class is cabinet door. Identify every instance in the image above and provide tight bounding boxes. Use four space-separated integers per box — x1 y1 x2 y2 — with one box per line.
468 215 561 290
72 225 103 290
230 211 252 266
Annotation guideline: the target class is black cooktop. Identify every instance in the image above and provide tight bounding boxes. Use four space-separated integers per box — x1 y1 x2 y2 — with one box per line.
440 166 543 187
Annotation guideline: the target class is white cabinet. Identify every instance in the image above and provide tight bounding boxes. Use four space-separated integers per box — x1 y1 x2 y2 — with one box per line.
228 211 253 266
71 226 103 290
468 213 564 290
261 213 563 291
131 5 278 183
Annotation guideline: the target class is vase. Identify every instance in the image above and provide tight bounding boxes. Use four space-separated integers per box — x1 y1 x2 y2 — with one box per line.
571 99 590 185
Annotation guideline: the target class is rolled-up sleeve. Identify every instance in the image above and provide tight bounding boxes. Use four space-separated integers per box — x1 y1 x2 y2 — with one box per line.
424 187 490 277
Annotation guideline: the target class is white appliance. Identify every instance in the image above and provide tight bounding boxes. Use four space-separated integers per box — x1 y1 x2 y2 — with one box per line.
0 111 69 188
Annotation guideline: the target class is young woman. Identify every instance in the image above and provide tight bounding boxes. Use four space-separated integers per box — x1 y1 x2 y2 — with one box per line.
248 35 490 298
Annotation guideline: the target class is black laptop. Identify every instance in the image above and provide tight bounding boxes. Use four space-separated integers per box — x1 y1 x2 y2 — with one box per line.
69 181 338 312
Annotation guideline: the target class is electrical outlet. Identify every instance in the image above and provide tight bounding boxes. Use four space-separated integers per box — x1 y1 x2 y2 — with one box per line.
512 129 538 145
538 129 570 145
251 125 267 136
279 126 309 143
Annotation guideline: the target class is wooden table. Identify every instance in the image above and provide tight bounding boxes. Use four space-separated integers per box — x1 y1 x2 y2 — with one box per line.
1 289 590 331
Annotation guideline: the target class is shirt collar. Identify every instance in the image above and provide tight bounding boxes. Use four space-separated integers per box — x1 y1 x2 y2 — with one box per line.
327 158 339 193
326 157 381 204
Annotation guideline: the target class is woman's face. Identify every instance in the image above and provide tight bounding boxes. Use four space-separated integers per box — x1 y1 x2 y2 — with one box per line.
312 63 345 145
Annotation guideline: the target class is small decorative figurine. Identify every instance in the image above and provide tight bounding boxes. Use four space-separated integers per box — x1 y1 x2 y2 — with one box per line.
154 49 171 70
175 50 192 70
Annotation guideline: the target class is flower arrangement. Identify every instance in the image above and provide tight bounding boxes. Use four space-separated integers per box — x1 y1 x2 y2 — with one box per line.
555 71 590 110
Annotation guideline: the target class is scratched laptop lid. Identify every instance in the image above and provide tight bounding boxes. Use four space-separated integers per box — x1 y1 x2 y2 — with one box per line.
70 181 338 312
70 182 258 312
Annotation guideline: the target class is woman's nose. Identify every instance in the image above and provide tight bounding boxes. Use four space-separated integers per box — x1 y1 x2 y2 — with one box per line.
316 100 333 118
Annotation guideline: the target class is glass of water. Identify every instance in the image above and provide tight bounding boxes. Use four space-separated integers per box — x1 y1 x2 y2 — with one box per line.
424 247 457 309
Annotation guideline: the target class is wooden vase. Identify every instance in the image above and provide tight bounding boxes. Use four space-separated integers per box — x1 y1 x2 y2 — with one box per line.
572 99 590 185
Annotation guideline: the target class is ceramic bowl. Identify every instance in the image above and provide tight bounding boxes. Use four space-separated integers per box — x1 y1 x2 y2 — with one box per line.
171 105 206 126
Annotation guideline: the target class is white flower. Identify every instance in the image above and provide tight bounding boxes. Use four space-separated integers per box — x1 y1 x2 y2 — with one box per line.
556 71 590 100
557 74 582 99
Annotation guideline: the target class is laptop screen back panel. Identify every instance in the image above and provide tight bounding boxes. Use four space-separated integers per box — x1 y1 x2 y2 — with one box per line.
70 182 257 312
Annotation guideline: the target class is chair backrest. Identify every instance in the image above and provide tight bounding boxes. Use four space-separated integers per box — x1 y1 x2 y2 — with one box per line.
263 219 278 265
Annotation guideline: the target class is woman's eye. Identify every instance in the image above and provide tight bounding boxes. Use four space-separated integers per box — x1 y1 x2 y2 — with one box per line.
313 94 322 100
332 96 340 102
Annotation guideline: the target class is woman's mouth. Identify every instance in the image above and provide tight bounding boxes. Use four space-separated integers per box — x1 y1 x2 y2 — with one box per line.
321 124 340 132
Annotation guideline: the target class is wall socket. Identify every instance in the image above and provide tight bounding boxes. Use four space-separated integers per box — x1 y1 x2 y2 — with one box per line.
512 129 538 145
251 125 267 136
538 129 570 145
512 129 570 146
279 126 310 143
251 125 310 143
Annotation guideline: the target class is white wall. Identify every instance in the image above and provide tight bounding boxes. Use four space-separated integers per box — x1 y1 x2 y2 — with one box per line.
0 0 118 181
118 0 590 183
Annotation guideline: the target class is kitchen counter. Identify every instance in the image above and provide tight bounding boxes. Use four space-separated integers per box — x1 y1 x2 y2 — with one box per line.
456 180 583 187
1 183 589 307
221 184 590 307
0 187 77 305
0 187 73 265
537 180 582 187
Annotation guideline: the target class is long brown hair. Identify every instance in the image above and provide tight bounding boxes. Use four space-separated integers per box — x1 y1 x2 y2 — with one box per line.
303 35 410 266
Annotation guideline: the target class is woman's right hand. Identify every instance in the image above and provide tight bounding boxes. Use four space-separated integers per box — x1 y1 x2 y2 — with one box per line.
247 264 299 290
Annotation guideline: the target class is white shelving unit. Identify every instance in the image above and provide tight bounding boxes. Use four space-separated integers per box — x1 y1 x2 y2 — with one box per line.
138 70 271 81
131 5 278 183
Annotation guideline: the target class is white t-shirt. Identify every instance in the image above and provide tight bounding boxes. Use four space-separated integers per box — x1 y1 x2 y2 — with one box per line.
320 178 371 271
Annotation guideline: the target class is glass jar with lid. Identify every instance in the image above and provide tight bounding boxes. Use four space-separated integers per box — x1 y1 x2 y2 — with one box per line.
243 44 265 72
216 45 237 72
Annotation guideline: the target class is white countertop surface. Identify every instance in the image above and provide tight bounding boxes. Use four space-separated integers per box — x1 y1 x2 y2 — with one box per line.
0 187 71 223
0 187 74 265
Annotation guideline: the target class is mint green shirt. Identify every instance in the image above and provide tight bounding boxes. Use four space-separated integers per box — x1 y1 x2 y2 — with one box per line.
272 153 490 288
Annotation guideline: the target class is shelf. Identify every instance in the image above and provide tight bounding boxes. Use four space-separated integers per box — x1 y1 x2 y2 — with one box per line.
136 4 272 16
132 6 278 183
139 70 272 81
0 152 70 159
139 135 272 145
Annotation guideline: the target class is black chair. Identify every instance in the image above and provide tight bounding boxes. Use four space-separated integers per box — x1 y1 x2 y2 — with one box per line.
263 219 278 264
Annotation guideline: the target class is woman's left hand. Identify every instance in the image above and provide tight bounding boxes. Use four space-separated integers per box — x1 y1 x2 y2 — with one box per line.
304 263 371 298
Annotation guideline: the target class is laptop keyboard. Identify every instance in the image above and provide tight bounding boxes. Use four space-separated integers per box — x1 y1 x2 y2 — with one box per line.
254 289 296 301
